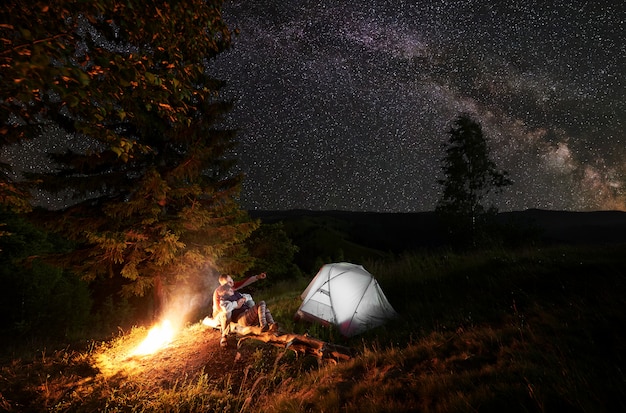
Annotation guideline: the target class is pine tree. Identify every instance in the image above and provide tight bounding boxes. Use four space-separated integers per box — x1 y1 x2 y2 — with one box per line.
1 1 258 318
436 114 512 246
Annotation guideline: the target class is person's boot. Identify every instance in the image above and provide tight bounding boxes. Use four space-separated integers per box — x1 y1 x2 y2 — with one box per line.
266 308 275 325
258 302 268 330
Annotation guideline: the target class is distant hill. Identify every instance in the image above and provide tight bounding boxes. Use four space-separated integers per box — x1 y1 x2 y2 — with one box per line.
250 209 445 252
498 209 626 244
250 209 626 269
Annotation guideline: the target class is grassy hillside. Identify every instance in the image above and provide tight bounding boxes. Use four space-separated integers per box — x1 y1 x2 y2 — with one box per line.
252 209 626 270
1 242 624 412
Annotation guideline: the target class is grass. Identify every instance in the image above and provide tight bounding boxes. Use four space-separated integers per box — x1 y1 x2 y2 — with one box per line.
1 243 625 412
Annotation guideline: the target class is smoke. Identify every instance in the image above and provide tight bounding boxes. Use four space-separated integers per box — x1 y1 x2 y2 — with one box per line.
160 266 221 328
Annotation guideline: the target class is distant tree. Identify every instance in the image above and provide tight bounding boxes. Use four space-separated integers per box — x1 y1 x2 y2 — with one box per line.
245 222 302 282
1 1 258 319
436 114 512 246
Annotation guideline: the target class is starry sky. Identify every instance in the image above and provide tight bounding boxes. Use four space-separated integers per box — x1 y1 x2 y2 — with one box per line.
211 0 626 212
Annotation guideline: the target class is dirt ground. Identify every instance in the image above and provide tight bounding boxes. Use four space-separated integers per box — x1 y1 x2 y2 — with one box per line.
1 316 352 412
0 323 261 412
94 322 256 388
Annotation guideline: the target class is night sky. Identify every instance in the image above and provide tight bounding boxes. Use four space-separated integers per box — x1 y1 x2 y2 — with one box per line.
212 0 625 212
1 1 624 213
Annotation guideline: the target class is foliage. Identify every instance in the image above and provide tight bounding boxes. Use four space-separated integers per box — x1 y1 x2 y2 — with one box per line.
245 222 302 282
1 0 259 316
1 0 231 212
436 114 512 247
0 210 91 341
279 215 389 273
1 0 233 151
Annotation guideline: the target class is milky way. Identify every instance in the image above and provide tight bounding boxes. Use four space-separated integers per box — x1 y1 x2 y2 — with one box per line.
212 0 626 212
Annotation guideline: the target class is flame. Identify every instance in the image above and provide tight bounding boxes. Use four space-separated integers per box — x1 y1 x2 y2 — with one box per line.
131 320 175 356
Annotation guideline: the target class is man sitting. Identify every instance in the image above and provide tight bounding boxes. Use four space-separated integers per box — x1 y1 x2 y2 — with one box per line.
211 273 273 347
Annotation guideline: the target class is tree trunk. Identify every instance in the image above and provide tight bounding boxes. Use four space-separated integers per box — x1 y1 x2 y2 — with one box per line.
153 275 166 321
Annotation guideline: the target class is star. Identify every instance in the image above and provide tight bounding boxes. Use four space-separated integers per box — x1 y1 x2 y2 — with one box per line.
211 0 626 212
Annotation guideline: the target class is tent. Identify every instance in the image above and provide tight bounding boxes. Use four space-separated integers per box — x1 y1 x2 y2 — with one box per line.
296 262 398 337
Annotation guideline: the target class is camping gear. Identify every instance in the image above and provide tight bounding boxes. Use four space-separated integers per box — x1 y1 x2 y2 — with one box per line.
296 262 398 337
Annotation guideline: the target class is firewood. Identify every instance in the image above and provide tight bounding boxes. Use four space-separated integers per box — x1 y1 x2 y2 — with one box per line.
232 325 352 362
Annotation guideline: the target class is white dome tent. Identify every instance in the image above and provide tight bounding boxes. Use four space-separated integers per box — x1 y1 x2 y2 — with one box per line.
296 262 398 337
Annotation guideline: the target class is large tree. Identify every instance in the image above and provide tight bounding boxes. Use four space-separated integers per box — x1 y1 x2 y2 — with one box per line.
1 1 258 318
436 114 512 246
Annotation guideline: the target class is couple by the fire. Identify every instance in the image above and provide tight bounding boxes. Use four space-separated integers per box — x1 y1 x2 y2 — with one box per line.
212 272 278 348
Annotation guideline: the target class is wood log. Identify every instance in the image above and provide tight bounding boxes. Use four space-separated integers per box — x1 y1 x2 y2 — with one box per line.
202 317 352 362
232 325 353 362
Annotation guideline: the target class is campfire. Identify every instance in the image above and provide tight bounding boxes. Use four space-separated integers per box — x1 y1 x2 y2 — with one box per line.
130 320 175 356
